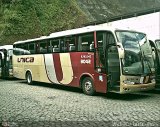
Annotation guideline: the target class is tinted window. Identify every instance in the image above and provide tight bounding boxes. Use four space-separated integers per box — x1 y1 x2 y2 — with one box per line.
78 33 94 52
28 43 36 54
13 44 30 55
39 41 47 54
51 39 60 53
65 36 77 52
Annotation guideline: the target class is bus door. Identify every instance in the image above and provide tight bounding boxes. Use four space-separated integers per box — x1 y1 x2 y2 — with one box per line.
106 33 120 92
96 32 120 92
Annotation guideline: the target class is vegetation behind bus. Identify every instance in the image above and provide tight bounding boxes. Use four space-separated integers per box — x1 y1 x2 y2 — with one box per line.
1 0 160 45
0 0 88 45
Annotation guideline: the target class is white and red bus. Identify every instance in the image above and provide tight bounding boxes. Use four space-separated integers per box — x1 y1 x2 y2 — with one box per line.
13 25 155 95
0 45 13 78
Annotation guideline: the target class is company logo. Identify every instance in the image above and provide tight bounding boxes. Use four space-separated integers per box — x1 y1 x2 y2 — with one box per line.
17 57 34 63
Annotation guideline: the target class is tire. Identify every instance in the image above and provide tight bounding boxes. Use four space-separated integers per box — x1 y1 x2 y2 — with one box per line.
82 77 95 96
26 72 33 85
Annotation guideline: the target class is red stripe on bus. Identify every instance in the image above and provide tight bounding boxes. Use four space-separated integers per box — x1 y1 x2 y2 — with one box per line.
53 54 63 82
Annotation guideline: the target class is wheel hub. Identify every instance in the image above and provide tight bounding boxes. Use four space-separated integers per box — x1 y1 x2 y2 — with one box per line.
85 81 92 91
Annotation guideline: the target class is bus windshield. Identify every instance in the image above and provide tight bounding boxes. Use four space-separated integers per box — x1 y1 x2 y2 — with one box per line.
116 31 154 75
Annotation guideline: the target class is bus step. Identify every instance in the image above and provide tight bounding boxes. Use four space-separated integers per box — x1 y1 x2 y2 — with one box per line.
110 85 120 91
155 84 160 90
156 74 160 78
156 79 160 83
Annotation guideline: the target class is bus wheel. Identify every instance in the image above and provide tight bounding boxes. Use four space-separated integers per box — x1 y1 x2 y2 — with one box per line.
26 72 32 85
82 77 95 95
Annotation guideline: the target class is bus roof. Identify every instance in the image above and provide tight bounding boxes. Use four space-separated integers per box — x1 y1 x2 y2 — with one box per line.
49 25 117 38
13 25 141 45
13 25 117 44
0 45 13 50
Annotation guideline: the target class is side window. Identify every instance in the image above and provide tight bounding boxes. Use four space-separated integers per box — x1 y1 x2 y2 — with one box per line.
65 36 77 52
47 40 52 53
50 36 77 53
99 32 117 54
51 39 60 53
106 33 116 46
14 44 23 55
24 44 31 55
13 44 30 55
39 41 47 54
29 43 36 54
97 32 106 67
106 33 117 55
60 38 67 52
23 44 28 51
78 33 94 52
96 31 117 69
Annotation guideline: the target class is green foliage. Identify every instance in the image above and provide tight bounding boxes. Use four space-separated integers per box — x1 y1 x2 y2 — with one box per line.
0 0 88 44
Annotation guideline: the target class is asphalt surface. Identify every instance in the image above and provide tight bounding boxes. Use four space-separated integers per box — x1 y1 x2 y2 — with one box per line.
0 79 160 127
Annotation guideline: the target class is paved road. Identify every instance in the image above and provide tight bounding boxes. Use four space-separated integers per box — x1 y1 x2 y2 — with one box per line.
0 79 160 127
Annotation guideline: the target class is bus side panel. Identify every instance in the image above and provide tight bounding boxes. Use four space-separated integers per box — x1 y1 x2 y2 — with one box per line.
70 52 107 93
32 54 50 83
13 55 25 79
44 52 107 93
44 54 60 84
93 73 107 93
44 53 75 85
13 54 50 83
13 52 107 93
52 53 74 85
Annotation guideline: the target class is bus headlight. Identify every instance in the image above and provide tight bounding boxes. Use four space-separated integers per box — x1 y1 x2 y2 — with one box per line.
123 80 135 85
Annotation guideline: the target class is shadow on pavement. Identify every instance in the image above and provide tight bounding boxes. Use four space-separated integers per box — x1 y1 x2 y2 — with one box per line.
0 77 18 81
96 92 152 101
142 89 160 94
16 80 154 100
19 81 83 94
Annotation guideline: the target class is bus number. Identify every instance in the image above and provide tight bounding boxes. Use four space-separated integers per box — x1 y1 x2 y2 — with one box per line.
81 59 91 64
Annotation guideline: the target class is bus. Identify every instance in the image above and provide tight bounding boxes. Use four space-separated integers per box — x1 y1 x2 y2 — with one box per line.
12 25 155 95
149 39 160 89
0 45 13 78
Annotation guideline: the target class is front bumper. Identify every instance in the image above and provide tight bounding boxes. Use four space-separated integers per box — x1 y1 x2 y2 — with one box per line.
120 82 155 94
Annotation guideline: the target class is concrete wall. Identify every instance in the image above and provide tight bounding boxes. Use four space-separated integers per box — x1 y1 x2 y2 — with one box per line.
102 12 160 41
